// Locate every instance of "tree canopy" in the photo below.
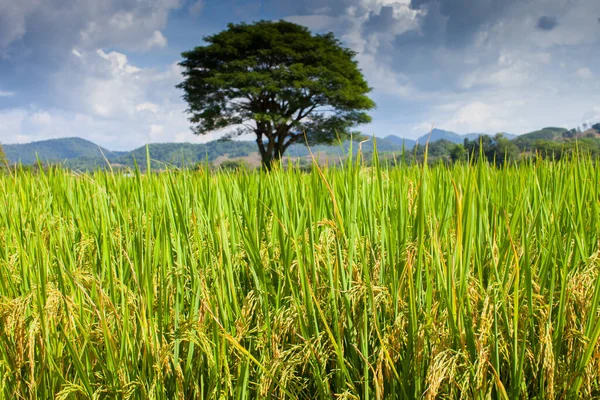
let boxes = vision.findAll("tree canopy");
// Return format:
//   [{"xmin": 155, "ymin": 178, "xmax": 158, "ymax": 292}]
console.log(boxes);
[
  {"xmin": 177, "ymin": 20, "xmax": 375, "ymax": 169},
  {"xmin": 462, "ymin": 134, "xmax": 519, "ymax": 165}
]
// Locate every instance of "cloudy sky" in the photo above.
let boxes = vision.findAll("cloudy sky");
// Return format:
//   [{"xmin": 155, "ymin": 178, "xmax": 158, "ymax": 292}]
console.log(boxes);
[{"xmin": 0, "ymin": 0, "xmax": 599, "ymax": 150}]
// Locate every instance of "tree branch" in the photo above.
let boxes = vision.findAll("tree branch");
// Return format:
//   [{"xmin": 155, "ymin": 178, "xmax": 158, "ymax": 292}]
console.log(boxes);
[{"xmin": 282, "ymin": 133, "xmax": 303, "ymax": 153}]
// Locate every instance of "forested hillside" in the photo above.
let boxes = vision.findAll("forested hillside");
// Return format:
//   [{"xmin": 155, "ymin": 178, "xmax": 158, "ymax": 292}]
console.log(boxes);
[{"xmin": 3, "ymin": 123, "xmax": 599, "ymax": 170}]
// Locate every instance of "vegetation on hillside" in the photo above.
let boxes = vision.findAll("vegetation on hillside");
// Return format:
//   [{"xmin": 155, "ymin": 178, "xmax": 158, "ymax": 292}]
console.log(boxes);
[
  {"xmin": 4, "ymin": 123, "xmax": 600, "ymax": 171},
  {"xmin": 0, "ymin": 144, "xmax": 6, "ymax": 166},
  {"xmin": 2, "ymin": 137, "xmax": 121, "ymax": 165}
]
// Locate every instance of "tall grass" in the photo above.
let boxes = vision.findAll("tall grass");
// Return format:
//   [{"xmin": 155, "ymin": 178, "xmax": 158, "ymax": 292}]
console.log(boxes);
[{"xmin": 0, "ymin": 153, "xmax": 599, "ymax": 399}]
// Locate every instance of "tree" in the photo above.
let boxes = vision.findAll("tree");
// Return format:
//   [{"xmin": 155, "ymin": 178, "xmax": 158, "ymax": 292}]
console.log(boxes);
[
  {"xmin": 218, "ymin": 159, "xmax": 250, "ymax": 171},
  {"xmin": 464, "ymin": 135, "xmax": 493, "ymax": 161},
  {"xmin": 492, "ymin": 133, "xmax": 519, "ymax": 165},
  {"xmin": 592, "ymin": 123, "xmax": 600, "ymax": 132},
  {"xmin": 177, "ymin": 20, "xmax": 375, "ymax": 169},
  {"xmin": 449, "ymin": 144, "xmax": 467, "ymax": 162},
  {"xmin": 0, "ymin": 144, "xmax": 7, "ymax": 167},
  {"xmin": 563, "ymin": 129, "xmax": 574, "ymax": 139}
]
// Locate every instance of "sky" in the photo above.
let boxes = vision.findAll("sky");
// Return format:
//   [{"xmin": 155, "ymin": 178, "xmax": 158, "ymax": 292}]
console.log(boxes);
[{"xmin": 0, "ymin": 0, "xmax": 599, "ymax": 150}]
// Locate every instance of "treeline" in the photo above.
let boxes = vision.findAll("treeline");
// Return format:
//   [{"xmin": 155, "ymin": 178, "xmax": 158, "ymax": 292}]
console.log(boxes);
[
  {"xmin": 371, "ymin": 126, "xmax": 600, "ymax": 166},
  {"xmin": 3, "ymin": 123, "xmax": 600, "ymax": 171}
]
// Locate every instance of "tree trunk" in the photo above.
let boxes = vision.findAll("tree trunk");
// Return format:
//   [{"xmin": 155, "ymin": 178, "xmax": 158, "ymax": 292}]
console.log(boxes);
[
  {"xmin": 260, "ymin": 147, "xmax": 283, "ymax": 171},
  {"xmin": 256, "ymin": 127, "xmax": 287, "ymax": 171},
  {"xmin": 258, "ymin": 134, "xmax": 304, "ymax": 170},
  {"xmin": 261, "ymin": 153, "xmax": 274, "ymax": 170},
  {"xmin": 255, "ymin": 125, "xmax": 303, "ymax": 171}
]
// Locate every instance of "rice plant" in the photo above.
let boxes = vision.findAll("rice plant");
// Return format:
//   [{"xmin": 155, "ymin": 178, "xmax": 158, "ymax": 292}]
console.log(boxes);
[{"xmin": 0, "ymin": 152, "xmax": 599, "ymax": 399}]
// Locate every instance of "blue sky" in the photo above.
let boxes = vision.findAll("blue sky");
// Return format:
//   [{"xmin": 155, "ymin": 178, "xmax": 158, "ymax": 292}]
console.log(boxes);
[{"xmin": 1, "ymin": 0, "xmax": 599, "ymax": 150}]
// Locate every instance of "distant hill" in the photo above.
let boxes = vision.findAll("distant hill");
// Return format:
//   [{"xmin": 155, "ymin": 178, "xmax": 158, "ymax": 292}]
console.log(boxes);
[
  {"xmin": 3, "ymin": 138, "xmax": 263, "ymax": 169},
  {"xmin": 416, "ymin": 129, "xmax": 465, "ymax": 144},
  {"xmin": 514, "ymin": 127, "xmax": 600, "ymax": 150},
  {"xmin": 381, "ymin": 129, "xmax": 516, "ymax": 148},
  {"xmin": 382, "ymin": 136, "xmax": 417, "ymax": 148},
  {"xmin": 3, "ymin": 136, "xmax": 412, "ymax": 170},
  {"xmin": 516, "ymin": 127, "xmax": 567, "ymax": 140},
  {"xmin": 4, "ymin": 137, "xmax": 124, "ymax": 165},
  {"xmin": 117, "ymin": 141, "xmax": 257, "ymax": 168},
  {"xmin": 10, "ymin": 127, "xmax": 581, "ymax": 170},
  {"xmin": 414, "ymin": 129, "xmax": 516, "ymax": 144}
]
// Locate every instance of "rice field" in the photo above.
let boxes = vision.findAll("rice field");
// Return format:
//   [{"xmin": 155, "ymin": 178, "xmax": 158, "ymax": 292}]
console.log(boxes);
[{"xmin": 1, "ymin": 153, "xmax": 600, "ymax": 399}]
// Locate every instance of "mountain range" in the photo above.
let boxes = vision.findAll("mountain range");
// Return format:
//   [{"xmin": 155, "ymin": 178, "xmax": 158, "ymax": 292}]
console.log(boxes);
[
  {"xmin": 4, "ymin": 127, "xmax": 595, "ymax": 170},
  {"xmin": 383, "ymin": 129, "xmax": 517, "ymax": 148}
]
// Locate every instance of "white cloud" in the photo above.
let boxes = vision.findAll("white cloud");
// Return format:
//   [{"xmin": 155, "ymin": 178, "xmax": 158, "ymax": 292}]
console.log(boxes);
[
  {"xmin": 534, "ymin": 52, "xmax": 552, "ymax": 64},
  {"xmin": 411, "ymin": 121, "xmax": 435, "ymax": 135},
  {"xmin": 0, "ymin": 0, "xmax": 180, "ymax": 54},
  {"xmin": 582, "ymin": 106, "xmax": 600, "ymax": 125},
  {"xmin": 189, "ymin": 0, "xmax": 205, "ymax": 16},
  {"xmin": 415, "ymin": 87, "xmax": 598, "ymax": 136},
  {"xmin": 316, "ymin": 0, "xmax": 600, "ymax": 138},
  {"xmin": 76, "ymin": 1, "xmax": 178, "ymax": 51},
  {"xmin": 576, "ymin": 67, "xmax": 593, "ymax": 80},
  {"xmin": 0, "ymin": 109, "xmax": 27, "ymax": 142},
  {"xmin": 458, "ymin": 52, "xmax": 543, "ymax": 90},
  {"xmin": 0, "ymin": 48, "xmax": 225, "ymax": 150},
  {"xmin": 355, "ymin": 51, "xmax": 415, "ymax": 97},
  {"xmin": 145, "ymin": 30, "xmax": 168, "ymax": 50},
  {"xmin": 96, "ymin": 49, "xmax": 141, "ymax": 74},
  {"xmin": 0, "ymin": 105, "xmax": 221, "ymax": 150},
  {"xmin": 30, "ymin": 111, "xmax": 53, "ymax": 126},
  {"xmin": 136, "ymin": 102, "xmax": 160, "ymax": 113},
  {"xmin": 0, "ymin": 90, "xmax": 15, "ymax": 97},
  {"xmin": 0, "ymin": 0, "xmax": 39, "ymax": 49},
  {"xmin": 108, "ymin": 12, "xmax": 135, "ymax": 31},
  {"xmin": 149, "ymin": 124, "xmax": 166, "ymax": 141},
  {"xmin": 445, "ymin": 102, "xmax": 508, "ymax": 133}
]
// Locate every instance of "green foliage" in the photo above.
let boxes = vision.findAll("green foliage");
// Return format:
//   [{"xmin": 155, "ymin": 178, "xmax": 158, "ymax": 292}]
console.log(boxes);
[
  {"xmin": 531, "ymin": 137, "xmax": 600, "ymax": 160},
  {"xmin": 0, "ymin": 144, "xmax": 6, "ymax": 166},
  {"xmin": 218, "ymin": 158, "xmax": 249, "ymax": 171},
  {"xmin": 449, "ymin": 143, "xmax": 467, "ymax": 162},
  {"xmin": 118, "ymin": 141, "xmax": 257, "ymax": 170},
  {"xmin": 421, "ymin": 139, "xmax": 456, "ymax": 160},
  {"xmin": 563, "ymin": 128, "xmax": 577, "ymax": 139},
  {"xmin": 178, "ymin": 20, "xmax": 375, "ymax": 168},
  {"xmin": 463, "ymin": 135, "xmax": 493, "ymax": 161},
  {"xmin": 492, "ymin": 133, "xmax": 519, "ymax": 164},
  {"xmin": 462, "ymin": 134, "xmax": 519, "ymax": 165},
  {"xmin": 513, "ymin": 127, "xmax": 568, "ymax": 150}
]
